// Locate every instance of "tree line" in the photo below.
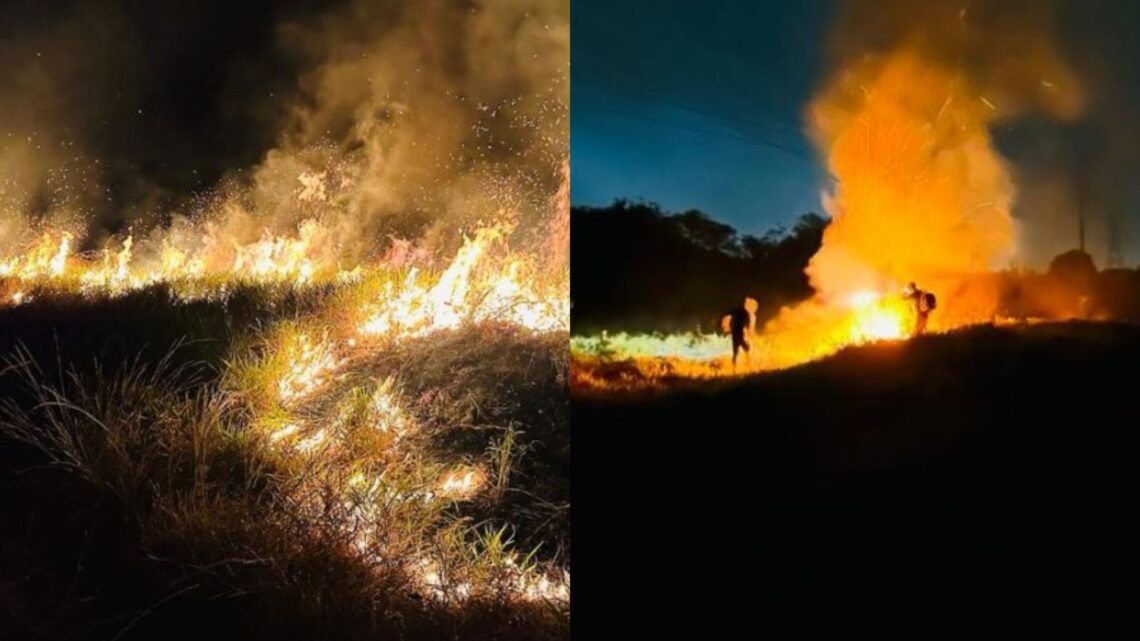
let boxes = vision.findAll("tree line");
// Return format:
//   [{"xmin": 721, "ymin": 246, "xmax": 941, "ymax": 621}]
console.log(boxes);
[{"xmin": 571, "ymin": 200, "xmax": 827, "ymax": 334}]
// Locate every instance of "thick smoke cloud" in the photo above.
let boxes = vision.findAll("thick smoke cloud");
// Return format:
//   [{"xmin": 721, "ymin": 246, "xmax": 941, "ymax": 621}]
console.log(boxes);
[
  {"xmin": 240, "ymin": 0, "xmax": 570, "ymax": 263},
  {"xmin": 0, "ymin": 0, "xmax": 569, "ymax": 264},
  {"xmin": 824, "ymin": 0, "xmax": 1140, "ymax": 268}
]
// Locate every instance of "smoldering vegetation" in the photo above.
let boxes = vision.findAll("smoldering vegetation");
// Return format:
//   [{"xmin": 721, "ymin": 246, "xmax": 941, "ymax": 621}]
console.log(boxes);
[{"xmin": 0, "ymin": 286, "xmax": 569, "ymax": 641}]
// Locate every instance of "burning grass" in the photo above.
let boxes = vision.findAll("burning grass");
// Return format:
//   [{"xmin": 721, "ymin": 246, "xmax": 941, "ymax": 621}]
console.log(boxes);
[
  {"xmin": 571, "ymin": 286, "xmax": 930, "ymax": 391},
  {"xmin": 0, "ymin": 229, "xmax": 569, "ymax": 640}
]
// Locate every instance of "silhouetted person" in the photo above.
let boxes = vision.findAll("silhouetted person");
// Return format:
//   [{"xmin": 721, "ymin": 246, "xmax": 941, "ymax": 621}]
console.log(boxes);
[
  {"xmin": 903, "ymin": 282, "xmax": 936, "ymax": 336},
  {"xmin": 721, "ymin": 296, "xmax": 758, "ymax": 369}
]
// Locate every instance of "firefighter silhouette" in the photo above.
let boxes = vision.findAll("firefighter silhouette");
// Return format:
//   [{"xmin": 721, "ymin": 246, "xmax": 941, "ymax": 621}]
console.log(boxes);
[
  {"xmin": 903, "ymin": 282, "xmax": 936, "ymax": 336},
  {"xmin": 721, "ymin": 296, "xmax": 759, "ymax": 369}
]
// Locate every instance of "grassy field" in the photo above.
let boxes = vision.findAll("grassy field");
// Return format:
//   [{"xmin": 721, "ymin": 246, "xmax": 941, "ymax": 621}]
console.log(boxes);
[
  {"xmin": 0, "ymin": 285, "xmax": 569, "ymax": 640},
  {"xmin": 573, "ymin": 321, "xmax": 1139, "ymax": 621}
]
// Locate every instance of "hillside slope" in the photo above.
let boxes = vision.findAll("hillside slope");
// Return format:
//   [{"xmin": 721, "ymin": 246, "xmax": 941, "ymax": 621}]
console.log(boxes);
[{"xmin": 575, "ymin": 321, "xmax": 1140, "ymax": 622}]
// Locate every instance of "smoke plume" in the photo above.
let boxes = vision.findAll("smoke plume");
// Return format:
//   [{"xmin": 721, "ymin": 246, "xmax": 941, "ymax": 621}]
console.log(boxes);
[{"xmin": 0, "ymin": 0, "xmax": 569, "ymax": 269}]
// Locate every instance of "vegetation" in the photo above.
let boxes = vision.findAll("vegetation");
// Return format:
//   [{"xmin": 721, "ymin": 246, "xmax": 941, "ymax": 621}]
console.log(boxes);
[{"xmin": 0, "ymin": 283, "xmax": 569, "ymax": 641}]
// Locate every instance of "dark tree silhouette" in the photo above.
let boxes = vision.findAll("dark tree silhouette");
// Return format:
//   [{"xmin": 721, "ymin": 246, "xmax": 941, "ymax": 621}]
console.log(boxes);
[{"xmin": 570, "ymin": 200, "xmax": 827, "ymax": 333}]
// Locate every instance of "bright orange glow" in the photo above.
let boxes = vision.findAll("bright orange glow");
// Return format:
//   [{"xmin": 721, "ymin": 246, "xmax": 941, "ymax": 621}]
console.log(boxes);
[
  {"xmin": 358, "ymin": 224, "xmax": 567, "ymax": 339},
  {"xmin": 847, "ymin": 290, "xmax": 907, "ymax": 342},
  {"xmin": 436, "ymin": 465, "xmax": 487, "ymax": 500}
]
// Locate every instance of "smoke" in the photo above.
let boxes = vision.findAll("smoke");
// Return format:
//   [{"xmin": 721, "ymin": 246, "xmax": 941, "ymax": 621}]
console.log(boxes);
[
  {"xmin": 826, "ymin": 0, "xmax": 1083, "ymax": 120},
  {"xmin": 754, "ymin": 0, "xmax": 1097, "ymax": 356},
  {"xmin": 0, "ymin": 1, "xmax": 134, "ymax": 249},
  {"xmin": 800, "ymin": 0, "xmax": 1090, "ymax": 312},
  {"xmin": 213, "ymin": 0, "xmax": 569, "ymax": 265},
  {"xmin": 820, "ymin": 0, "xmax": 1140, "ymax": 269},
  {"xmin": 1012, "ymin": 0, "xmax": 1140, "ymax": 268},
  {"xmin": 1, "ymin": 0, "xmax": 569, "ymax": 267},
  {"xmin": 0, "ymin": 0, "xmax": 316, "ymax": 249}
]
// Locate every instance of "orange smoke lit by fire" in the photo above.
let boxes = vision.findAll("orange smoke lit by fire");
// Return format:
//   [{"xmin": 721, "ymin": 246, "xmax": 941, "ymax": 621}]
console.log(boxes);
[{"xmin": 758, "ymin": 51, "xmax": 1022, "ymax": 366}]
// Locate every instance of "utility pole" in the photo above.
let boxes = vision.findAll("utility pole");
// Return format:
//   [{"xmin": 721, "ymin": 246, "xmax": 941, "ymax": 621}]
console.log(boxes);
[
  {"xmin": 1075, "ymin": 169, "xmax": 1086, "ymax": 254},
  {"xmin": 1107, "ymin": 214, "xmax": 1123, "ymax": 268}
]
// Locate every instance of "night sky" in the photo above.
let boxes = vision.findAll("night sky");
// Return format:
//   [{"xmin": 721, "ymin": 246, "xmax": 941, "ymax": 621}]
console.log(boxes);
[
  {"xmin": 0, "ymin": 0, "xmax": 340, "ymax": 228},
  {"xmin": 572, "ymin": 0, "xmax": 1140, "ymax": 266},
  {"xmin": 571, "ymin": 0, "xmax": 835, "ymax": 236}
]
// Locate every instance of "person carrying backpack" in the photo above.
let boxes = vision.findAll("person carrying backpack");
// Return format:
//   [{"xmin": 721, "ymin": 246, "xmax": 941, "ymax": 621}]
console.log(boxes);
[{"xmin": 903, "ymin": 282, "xmax": 936, "ymax": 336}]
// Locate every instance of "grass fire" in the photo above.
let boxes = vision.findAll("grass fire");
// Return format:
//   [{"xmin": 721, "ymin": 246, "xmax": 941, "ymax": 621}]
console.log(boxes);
[{"xmin": 0, "ymin": 1, "xmax": 568, "ymax": 639}]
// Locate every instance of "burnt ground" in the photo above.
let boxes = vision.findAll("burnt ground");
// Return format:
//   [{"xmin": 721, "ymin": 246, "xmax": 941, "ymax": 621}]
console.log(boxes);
[{"xmin": 573, "ymin": 321, "xmax": 1140, "ymax": 628}]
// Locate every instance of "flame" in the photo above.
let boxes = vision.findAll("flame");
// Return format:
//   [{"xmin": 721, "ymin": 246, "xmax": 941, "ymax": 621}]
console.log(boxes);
[
  {"xmin": 846, "ymin": 290, "xmax": 908, "ymax": 342},
  {"xmin": 294, "ymin": 428, "xmax": 329, "ymax": 453},
  {"xmin": 231, "ymin": 219, "xmax": 321, "ymax": 285},
  {"xmin": 1, "ymin": 218, "xmax": 568, "ymax": 344},
  {"xmin": 370, "ymin": 377, "xmax": 409, "ymax": 435},
  {"xmin": 0, "ymin": 231, "xmax": 74, "ymax": 280},
  {"xmin": 406, "ymin": 554, "xmax": 569, "ymax": 605},
  {"xmin": 277, "ymin": 331, "xmax": 342, "ymax": 404},
  {"xmin": 269, "ymin": 422, "xmax": 301, "ymax": 443},
  {"xmin": 359, "ymin": 224, "xmax": 567, "ymax": 339},
  {"xmin": 754, "ymin": 51, "xmax": 1015, "ymax": 364},
  {"xmin": 79, "ymin": 235, "xmax": 139, "ymax": 293}
]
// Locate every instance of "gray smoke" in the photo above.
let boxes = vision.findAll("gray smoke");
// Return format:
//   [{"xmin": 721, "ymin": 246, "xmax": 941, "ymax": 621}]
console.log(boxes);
[
  {"xmin": 0, "ymin": 0, "xmax": 569, "ymax": 264},
  {"xmin": 236, "ymin": 0, "xmax": 570, "ymax": 263}
]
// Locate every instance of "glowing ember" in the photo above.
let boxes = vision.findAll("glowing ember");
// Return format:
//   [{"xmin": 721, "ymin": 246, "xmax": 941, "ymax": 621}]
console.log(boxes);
[
  {"xmin": 436, "ymin": 466, "xmax": 486, "ymax": 500},
  {"xmin": 370, "ymin": 377, "xmax": 409, "ymax": 434},
  {"xmin": 269, "ymin": 423, "xmax": 301, "ymax": 443}
]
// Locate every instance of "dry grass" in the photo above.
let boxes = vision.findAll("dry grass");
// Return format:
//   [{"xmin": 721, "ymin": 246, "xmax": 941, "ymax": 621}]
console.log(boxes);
[{"xmin": 0, "ymin": 285, "xmax": 569, "ymax": 640}]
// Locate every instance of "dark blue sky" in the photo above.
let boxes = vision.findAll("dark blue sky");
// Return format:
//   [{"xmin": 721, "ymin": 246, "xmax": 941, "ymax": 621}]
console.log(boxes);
[
  {"xmin": 571, "ymin": 0, "xmax": 1140, "ymax": 266},
  {"xmin": 571, "ymin": 0, "xmax": 836, "ymax": 236}
]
